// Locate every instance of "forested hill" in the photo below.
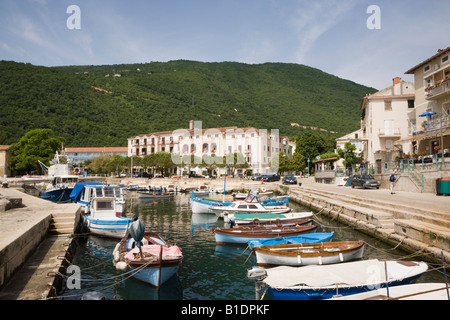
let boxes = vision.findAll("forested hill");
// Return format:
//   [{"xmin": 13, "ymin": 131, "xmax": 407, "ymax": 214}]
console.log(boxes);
[{"xmin": 0, "ymin": 60, "xmax": 377, "ymax": 147}]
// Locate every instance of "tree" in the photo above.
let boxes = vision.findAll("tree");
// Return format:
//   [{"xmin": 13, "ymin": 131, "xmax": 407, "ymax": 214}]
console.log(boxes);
[
  {"xmin": 8, "ymin": 129, "xmax": 65, "ymax": 175},
  {"xmin": 289, "ymin": 152, "xmax": 306, "ymax": 173},
  {"xmin": 222, "ymin": 153, "xmax": 248, "ymax": 177},
  {"xmin": 337, "ymin": 142, "xmax": 361, "ymax": 171},
  {"xmin": 294, "ymin": 132, "xmax": 331, "ymax": 161}
]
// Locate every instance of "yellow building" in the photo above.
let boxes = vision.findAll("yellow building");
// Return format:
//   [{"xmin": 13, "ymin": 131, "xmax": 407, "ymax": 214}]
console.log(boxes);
[{"xmin": 405, "ymin": 47, "xmax": 450, "ymax": 157}]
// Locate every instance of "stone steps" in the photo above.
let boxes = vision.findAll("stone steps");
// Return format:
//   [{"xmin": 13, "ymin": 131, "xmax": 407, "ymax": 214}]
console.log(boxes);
[
  {"xmin": 289, "ymin": 185, "xmax": 450, "ymax": 253},
  {"xmin": 291, "ymin": 188, "xmax": 395, "ymax": 229},
  {"xmin": 297, "ymin": 186, "xmax": 450, "ymax": 228},
  {"xmin": 47, "ymin": 207, "xmax": 80, "ymax": 236}
]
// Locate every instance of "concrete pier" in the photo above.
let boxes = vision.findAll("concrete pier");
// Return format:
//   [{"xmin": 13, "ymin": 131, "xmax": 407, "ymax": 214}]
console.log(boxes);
[{"xmin": 0, "ymin": 187, "xmax": 81, "ymax": 300}]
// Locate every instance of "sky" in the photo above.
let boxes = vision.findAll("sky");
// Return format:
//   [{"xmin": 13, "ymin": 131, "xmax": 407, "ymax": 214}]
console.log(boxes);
[{"xmin": 1, "ymin": 0, "xmax": 449, "ymax": 90}]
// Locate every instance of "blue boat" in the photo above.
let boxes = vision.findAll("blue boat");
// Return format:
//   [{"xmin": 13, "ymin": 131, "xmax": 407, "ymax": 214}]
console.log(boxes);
[
  {"xmin": 247, "ymin": 259, "xmax": 428, "ymax": 300},
  {"xmin": 247, "ymin": 232, "xmax": 335, "ymax": 249},
  {"xmin": 38, "ymin": 149, "xmax": 80, "ymax": 203},
  {"xmin": 213, "ymin": 225, "xmax": 317, "ymax": 246}
]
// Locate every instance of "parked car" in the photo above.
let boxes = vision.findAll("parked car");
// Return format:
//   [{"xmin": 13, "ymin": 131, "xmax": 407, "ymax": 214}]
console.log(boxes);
[
  {"xmin": 262, "ymin": 174, "xmax": 280, "ymax": 182},
  {"xmin": 251, "ymin": 173, "xmax": 263, "ymax": 181},
  {"xmin": 282, "ymin": 175, "xmax": 297, "ymax": 185},
  {"xmin": 350, "ymin": 174, "xmax": 380, "ymax": 189}
]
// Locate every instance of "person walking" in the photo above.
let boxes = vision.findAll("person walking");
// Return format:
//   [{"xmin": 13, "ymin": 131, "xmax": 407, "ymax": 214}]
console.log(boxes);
[{"xmin": 389, "ymin": 172, "xmax": 397, "ymax": 194}]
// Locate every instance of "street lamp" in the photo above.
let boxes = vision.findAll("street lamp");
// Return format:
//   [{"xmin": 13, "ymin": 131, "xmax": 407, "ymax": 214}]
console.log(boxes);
[{"xmin": 307, "ymin": 158, "xmax": 310, "ymax": 177}]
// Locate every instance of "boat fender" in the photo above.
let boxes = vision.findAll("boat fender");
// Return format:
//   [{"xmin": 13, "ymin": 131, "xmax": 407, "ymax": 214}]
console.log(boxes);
[
  {"xmin": 113, "ymin": 243, "xmax": 121, "ymax": 262},
  {"xmin": 297, "ymin": 253, "xmax": 302, "ymax": 264},
  {"xmin": 115, "ymin": 261, "xmax": 127, "ymax": 271},
  {"xmin": 126, "ymin": 238, "xmax": 136, "ymax": 250}
]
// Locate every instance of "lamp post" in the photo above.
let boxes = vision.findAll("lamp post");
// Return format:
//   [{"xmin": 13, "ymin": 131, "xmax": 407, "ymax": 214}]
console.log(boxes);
[
  {"xmin": 440, "ymin": 113, "xmax": 444, "ymax": 171},
  {"xmin": 307, "ymin": 158, "xmax": 310, "ymax": 177}
]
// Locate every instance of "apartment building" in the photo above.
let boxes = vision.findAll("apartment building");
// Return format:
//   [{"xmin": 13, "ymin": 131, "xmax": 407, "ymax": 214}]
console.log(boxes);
[
  {"xmin": 360, "ymin": 77, "xmax": 415, "ymax": 170},
  {"xmin": 127, "ymin": 120, "xmax": 288, "ymax": 174},
  {"xmin": 405, "ymin": 47, "xmax": 450, "ymax": 156}
]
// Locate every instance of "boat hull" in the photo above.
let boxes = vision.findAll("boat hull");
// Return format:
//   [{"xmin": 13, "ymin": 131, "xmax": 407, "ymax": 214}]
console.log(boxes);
[
  {"xmin": 225, "ymin": 211, "xmax": 313, "ymax": 224},
  {"xmin": 254, "ymin": 241, "xmax": 365, "ymax": 266},
  {"xmin": 248, "ymin": 232, "xmax": 335, "ymax": 248},
  {"xmin": 191, "ymin": 198, "xmax": 231, "ymax": 214},
  {"xmin": 213, "ymin": 225, "xmax": 317, "ymax": 246},
  {"xmin": 116, "ymin": 231, "xmax": 183, "ymax": 289},
  {"xmin": 260, "ymin": 260, "xmax": 428, "ymax": 300},
  {"xmin": 85, "ymin": 216, "xmax": 132, "ymax": 238},
  {"xmin": 211, "ymin": 206, "xmax": 291, "ymax": 218},
  {"xmin": 40, "ymin": 188, "xmax": 73, "ymax": 203},
  {"xmin": 127, "ymin": 264, "xmax": 181, "ymax": 288},
  {"xmin": 268, "ymin": 275, "xmax": 425, "ymax": 300}
]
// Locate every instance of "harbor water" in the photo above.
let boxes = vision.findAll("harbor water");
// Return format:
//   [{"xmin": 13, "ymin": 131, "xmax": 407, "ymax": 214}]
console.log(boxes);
[{"xmin": 57, "ymin": 192, "xmax": 446, "ymax": 300}]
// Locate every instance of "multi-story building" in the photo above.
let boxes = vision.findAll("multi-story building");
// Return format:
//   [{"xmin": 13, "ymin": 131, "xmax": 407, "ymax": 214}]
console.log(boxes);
[
  {"xmin": 405, "ymin": 47, "xmax": 450, "ymax": 157},
  {"xmin": 128, "ymin": 120, "xmax": 287, "ymax": 175},
  {"xmin": 360, "ymin": 77, "xmax": 415, "ymax": 172}
]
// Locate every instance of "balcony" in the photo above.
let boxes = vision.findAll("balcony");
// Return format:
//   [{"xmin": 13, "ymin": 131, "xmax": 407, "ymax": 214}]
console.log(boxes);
[
  {"xmin": 421, "ymin": 115, "xmax": 450, "ymax": 133},
  {"xmin": 425, "ymin": 80, "xmax": 450, "ymax": 99},
  {"xmin": 378, "ymin": 128, "xmax": 401, "ymax": 138}
]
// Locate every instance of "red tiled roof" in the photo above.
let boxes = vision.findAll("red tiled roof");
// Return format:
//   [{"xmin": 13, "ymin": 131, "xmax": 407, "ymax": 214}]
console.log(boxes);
[{"xmin": 0, "ymin": 145, "xmax": 10, "ymax": 151}]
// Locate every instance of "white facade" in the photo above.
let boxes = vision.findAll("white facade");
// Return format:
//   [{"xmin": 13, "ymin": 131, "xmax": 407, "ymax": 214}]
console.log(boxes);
[
  {"xmin": 360, "ymin": 78, "xmax": 415, "ymax": 166},
  {"xmin": 128, "ymin": 121, "xmax": 287, "ymax": 174}
]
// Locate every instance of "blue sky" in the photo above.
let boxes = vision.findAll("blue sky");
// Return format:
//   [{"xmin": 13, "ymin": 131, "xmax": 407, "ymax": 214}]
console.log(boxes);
[{"xmin": 1, "ymin": 0, "xmax": 449, "ymax": 89}]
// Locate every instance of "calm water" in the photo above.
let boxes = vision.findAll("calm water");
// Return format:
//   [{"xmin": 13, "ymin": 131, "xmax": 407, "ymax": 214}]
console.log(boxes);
[{"xmin": 57, "ymin": 192, "xmax": 446, "ymax": 300}]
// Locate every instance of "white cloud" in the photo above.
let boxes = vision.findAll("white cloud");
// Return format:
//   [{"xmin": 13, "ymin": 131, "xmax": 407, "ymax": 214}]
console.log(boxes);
[{"xmin": 290, "ymin": 0, "xmax": 358, "ymax": 64}]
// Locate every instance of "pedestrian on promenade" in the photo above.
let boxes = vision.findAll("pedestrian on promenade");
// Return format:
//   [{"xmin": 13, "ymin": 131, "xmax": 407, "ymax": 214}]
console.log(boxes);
[{"xmin": 389, "ymin": 172, "xmax": 397, "ymax": 194}]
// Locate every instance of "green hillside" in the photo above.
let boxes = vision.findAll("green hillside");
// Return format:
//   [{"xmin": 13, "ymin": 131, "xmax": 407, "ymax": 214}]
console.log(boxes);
[{"xmin": 0, "ymin": 60, "xmax": 376, "ymax": 147}]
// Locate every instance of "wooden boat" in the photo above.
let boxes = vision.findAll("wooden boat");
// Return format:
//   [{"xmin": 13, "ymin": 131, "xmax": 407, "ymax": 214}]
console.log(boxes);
[
  {"xmin": 247, "ymin": 259, "xmax": 428, "ymax": 300},
  {"xmin": 83, "ymin": 196, "xmax": 132, "ymax": 238},
  {"xmin": 247, "ymin": 232, "xmax": 335, "ymax": 249},
  {"xmin": 253, "ymin": 240, "xmax": 365, "ymax": 266},
  {"xmin": 137, "ymin": 191, "xmax": 175, "ymax": 199},
  {"xmin": 212, "ymin": 225, "xmax": 317, "ymax": 246},
  {"xmin": 113, "ymin": 231, "xmax": 183, "ymax": 288},
  {"xmin": 231, "ymin": 218, "xmax": 313, "ymax": 229},
  {"xmin": 330, "ymin": 283, "xmax": 450, "ymax": 300},
  {"xmin": 224, "ymin": 211, "xmax": 313, "ymax": 224}
]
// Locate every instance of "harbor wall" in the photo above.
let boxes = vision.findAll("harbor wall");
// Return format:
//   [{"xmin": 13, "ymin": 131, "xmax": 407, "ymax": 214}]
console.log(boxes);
[{"xmin": 0, "ymin": 187, "xmax": 81, "ymax": 299}]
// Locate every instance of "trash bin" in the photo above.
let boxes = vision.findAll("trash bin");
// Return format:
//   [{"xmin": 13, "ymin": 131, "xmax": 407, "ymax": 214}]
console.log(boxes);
[{"xmin": 436, "ymin": 177, "xmax": 450, "ymax": 195}]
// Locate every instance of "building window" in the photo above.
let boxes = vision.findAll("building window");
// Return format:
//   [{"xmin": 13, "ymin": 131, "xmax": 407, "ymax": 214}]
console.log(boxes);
[
  {"xmin": 408, "ymin": 100, "xmax": 415, "ymax": 108},
  {"xmin": 442, "ymin": 55, "xmax": 449, "ymax": 63},
  {"xmin": 424, "ymin": 65, "xmax": 430, "ymax": 73},
  {"xmin": 384, "ymin": 100, "xmax": 392, "ymax": 111}
]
